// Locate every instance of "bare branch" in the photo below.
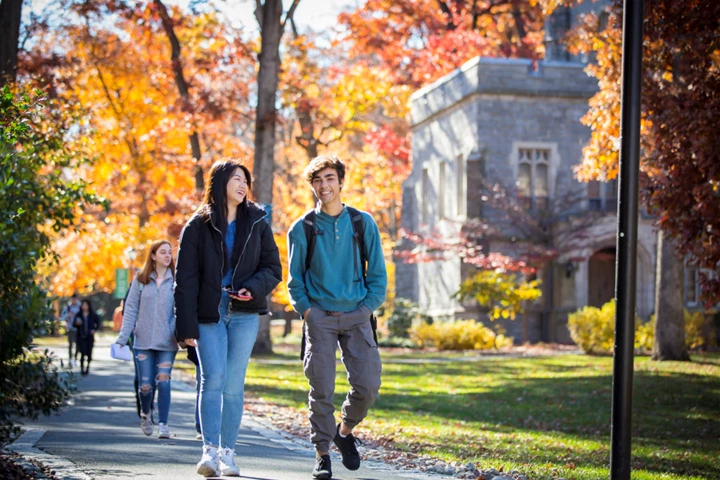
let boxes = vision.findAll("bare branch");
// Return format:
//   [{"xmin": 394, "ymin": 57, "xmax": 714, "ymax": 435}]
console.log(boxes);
[
  {"xmin": 281, "ymin": 0, "xmax": 301, "ymax": 34},
  {"xmin": 435, "ymin": 0, "xmax": 456, "ymax": 30}
]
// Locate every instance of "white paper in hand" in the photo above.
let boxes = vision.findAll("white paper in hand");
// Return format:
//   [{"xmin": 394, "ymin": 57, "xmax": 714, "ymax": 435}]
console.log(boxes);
[{"xmin": 110, "ymin": 343, "xmax": 132, "ymax": 361}]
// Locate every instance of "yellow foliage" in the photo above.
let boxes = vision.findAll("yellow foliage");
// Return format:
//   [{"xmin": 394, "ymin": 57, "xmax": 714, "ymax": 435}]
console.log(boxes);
[
  {"xmin": 567, "ymin": 300, "xmax": 617, "ymax": 354},
  {"xmin": 410, "ymin": 320, "xmax": 513, "ymax": 351},
  {"xmin": 684, "ymin": 310, "xmax": 711, "ymax": 350},
  {"xmin": 570, "ymin": 300, "xmax": 717, "ymax": 354}
]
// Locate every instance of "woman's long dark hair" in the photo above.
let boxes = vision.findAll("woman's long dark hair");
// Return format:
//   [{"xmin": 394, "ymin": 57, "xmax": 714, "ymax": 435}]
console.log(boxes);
[
  {"xmin": 80, "ymin": 299, "xmax": 95, "ymax": 315},
  {"xmin": 199, "ymin": 160, "xmax": 256, "ymax": 272},
  {"xmin": 199, "ymin": 159, "xmax": 253, "ymax": 234}
]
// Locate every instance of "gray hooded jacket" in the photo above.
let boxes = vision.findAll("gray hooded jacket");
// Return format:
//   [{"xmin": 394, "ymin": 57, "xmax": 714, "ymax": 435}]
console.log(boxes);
[{"xmin": 116, "ymin": 270, "xmax": 178, "ymax": 351}]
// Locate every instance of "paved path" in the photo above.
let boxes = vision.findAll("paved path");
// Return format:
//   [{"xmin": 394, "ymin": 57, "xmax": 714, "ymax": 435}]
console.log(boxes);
[{"xmin": 8, "ymin": 337, "xmax": 442, "ymax": 480}]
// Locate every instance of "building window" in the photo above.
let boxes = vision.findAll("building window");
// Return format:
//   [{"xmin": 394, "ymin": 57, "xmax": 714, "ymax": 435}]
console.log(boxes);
[
  {"xmin": 439, "ymin": 162, "xmax": 446, "ymax": 219},
  {"xmin": 422, "ymin": 167, "xmax": 430, "ymax": 225},
  {"xmin": 517, "ymin": 147, "xmax": 550, "ymax": 210},
  {"xmin": 456, "ymin": 155, "xmax": 466, "ymax": 218},
  {"xmin": 588, "ymin": 178, "xmax": 618, "ymax": 212}
]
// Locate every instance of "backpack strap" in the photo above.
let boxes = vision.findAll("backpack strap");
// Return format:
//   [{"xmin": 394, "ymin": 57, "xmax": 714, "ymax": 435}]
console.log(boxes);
[
  {"xmin": 346, "ymin": 207, "xmax": 367, "ymax": 285},
  {"xmin": 302, "ymin": 207, "xmax": 367, "ymax": 283},
  {"xmin": 302, "ymin": 210, "xmax": 317, "ymax": 273}
]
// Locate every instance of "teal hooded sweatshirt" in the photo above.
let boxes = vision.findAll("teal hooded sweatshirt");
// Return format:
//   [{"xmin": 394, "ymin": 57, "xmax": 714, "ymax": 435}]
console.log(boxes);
[{"xmin": 287, "ymin": 204, "xmax": 387, "ymax": 316}]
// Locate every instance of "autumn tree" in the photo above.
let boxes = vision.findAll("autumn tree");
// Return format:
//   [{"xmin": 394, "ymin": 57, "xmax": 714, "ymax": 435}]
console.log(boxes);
[
  {"xmin": 564, "ymin": 0, "xmax": 719, "ymax": 360},
  {"xmin": 153, "ymin": 0, "xmax": 205, "ymax": 192},
  {"xmin": 338, "ymin": 0, "xmax": 546, "ymax": 89},
  {"xmin": 22, "ymin": 1, "xmax": 255, "ymax": 295}
]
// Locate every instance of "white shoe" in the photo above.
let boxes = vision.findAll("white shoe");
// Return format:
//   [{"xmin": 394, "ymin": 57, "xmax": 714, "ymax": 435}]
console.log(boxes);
[
  {"xmin": 218, "ymin": 447, "xmax": 240, "ymax": 476},
  {"xmin": 196, "ymin": 445, "xmax": 219, "ymax": 477},
  {"xmin": 196, "ymin": 432, "xmax": 203, "ymax": 440},
  {"xmin": 140, "ymin": 414, "xmax": 153, "ymax": 436},
  {"xmin": 157, "ymin": 423, "xmax": 170, "ymax": 439}
]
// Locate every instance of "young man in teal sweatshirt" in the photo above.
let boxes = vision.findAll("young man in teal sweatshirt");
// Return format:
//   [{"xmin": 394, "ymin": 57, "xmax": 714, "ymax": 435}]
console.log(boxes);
[{"xmin": 287, "ymin": 155, "xmax": 387, "ymax": 480}]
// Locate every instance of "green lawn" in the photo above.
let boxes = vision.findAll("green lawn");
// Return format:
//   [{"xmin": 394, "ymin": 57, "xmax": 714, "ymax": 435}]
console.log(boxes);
[{"xmin": 245, "ymin": 350, "xmax": 720, "ymax": 480}]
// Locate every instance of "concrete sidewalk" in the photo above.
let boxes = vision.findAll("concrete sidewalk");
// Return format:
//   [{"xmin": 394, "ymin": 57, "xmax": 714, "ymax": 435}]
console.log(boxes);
[{"xmin": 8, "ymin": 337, "xmax": 443, "ymax": 480}]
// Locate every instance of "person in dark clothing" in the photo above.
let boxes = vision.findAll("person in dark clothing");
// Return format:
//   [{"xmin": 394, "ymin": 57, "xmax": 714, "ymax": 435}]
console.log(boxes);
[
  {"xmin": 73, "ymin": 299, "xmax": 101, "ymax": 375},
  {"xmin": 175, "ymin": 159, "xmax": 282, "ymax": 477}
]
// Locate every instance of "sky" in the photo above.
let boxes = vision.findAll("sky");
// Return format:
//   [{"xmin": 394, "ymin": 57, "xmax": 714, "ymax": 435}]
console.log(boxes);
[
  {"xmin": 28, "ymin": 0, "xmax": 361, "ymax": 37},
  {"xmin": 210, "ymin": 0, "xmax": 360, "ymax": 35}
]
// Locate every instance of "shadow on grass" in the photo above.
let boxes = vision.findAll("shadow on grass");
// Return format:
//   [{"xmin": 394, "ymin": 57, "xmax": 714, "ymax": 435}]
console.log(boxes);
[{"xmin": 247, "ymin": 363, "xmax": 720, "ymax": 479}]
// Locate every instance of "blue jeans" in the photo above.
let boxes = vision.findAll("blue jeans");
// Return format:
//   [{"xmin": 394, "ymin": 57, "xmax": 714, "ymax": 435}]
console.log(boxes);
[
  {"xmin": 134, "ymin": 349, "xmax": 177, "ymax": 424},
  {"xmin": 197, "ymin": 291, "xmax": 259, "ymax": 450}
]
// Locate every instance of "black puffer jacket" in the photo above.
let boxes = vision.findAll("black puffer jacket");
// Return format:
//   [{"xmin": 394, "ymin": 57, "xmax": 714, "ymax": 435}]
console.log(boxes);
[{"xmin": 174, "ymin": 202, "xmax": 282, "ymax": 340}]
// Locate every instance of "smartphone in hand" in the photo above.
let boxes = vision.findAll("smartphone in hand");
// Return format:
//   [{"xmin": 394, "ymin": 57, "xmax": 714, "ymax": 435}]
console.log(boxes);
[{"xmin": 224, "ymin": 287, "xmax": 252, "ymax": 301}]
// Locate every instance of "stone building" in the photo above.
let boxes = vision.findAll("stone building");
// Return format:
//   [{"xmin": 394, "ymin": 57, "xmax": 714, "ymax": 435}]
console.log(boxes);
[{"xmin": 395, "ymin": 5, "xmax": 661, "ymax": 343}]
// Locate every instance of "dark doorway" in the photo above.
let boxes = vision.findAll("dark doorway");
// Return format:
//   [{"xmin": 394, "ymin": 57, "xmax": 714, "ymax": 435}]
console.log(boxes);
[{"xmin": 588, "ymin": 247, "xmax": 616, "ymax": 308}]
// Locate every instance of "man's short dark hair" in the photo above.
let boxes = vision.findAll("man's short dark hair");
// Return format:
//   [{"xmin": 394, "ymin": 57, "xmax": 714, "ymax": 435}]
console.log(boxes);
[
  {"xmin": 303, "ymin": 155, "xmax": 346, "ymax": 185},
  {"xmin": 71, "ymin": 292, "xmax": 79, "ymax": 299}
]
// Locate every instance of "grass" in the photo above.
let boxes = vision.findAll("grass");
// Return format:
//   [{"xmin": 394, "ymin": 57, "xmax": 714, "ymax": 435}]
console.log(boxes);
[{"xmin": 245, "ymin": 349, "xmax": 720, "ymax": 480}]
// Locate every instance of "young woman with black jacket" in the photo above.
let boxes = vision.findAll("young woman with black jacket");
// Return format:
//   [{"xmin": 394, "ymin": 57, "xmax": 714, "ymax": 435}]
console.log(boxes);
[{"xmin": 175, "ymin": 159, "xmax": 281, "ymax": 478}]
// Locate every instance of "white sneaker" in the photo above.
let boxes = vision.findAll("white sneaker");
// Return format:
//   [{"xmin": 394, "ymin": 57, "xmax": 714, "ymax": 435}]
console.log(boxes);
[
  {"xmin": 196, "ymin": 445, "xmax": 219, "ymax": 477},
  {"xmin": 140, "ymin": 414, "xmax": 153, "ymax": 436},
  {"xmin": 157, "ymin": 423, "xmax": 170, "ymax": 439},
  {"xmin": 196, "ymin": 432, "xmax": 203, "ymax": 440},
  {"xmin": 218, "ymin": 447, "xmax": 240, "ymax": 476}
]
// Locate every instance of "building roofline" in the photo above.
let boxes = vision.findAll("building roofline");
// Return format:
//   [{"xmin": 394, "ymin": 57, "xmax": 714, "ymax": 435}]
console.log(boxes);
[{"xmin": 409, "ymin": 56, "xmax": 598, "ymax": 126}]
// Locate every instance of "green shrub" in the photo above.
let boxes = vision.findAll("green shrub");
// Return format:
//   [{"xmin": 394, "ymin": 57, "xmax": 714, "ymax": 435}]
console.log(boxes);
[
  {"xmin": 0, "ymin": 87, "xmax": 99, "ymax": 444},
  {"xmin": 409, "ymin": 319, "xmax": 513, "ymax": 351},
  {"xmin": 0, "ymin": 351, "xmax": 74, "ymax": 443},
  {"xmin": 387, "ymin": 298, "xmax": 432, "ymax": 338}
]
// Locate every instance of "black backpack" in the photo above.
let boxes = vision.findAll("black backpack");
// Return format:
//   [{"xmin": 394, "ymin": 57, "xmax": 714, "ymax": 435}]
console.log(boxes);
[
  {"xmin": 301, "ymin": 206, "xmax": 368, "ymax": 284},
  {"xmin": 299, "ymin": 206, "xmax": 378, "ymax": 358}
]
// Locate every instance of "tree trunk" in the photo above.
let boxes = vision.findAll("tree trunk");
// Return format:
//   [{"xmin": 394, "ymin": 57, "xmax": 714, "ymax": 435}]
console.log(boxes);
[
  {"xmin": 0, "ymin": 0, "xmax": 23, "ymax": 87},
  {"xmin": 154, "ymin": 0, "xmax": 204, "ymax": 193},
  {"xmin": 652, "ymin": 230, "xmax": 690, "ymax": 361},
  {"xmin": 253, "ymin": 0, "xmax": 283, "ymax": 208},
  {"xmin": 251, "ymin": 0, "xmax": 288, "ymax": 355},
  {"xmin": 252, "ymin": 313, "xmax": 273, "ymax": 355}
]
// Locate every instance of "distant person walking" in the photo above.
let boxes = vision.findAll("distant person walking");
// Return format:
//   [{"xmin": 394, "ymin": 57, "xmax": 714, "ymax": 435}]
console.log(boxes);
[
  {"xmin": 116, "ymin": 240, "xmax": 178, "ymax": 439},
  {"xmin": 73, "ymin": 299, "xmax": 101, "ymax": 375},
  {"xmin": 287, "ymin": 155, "xmax": 387, "ymax": 479},
  {"xmin": 64, "ymin": 293, "xmax": 81, "ymax": 365},
  {"xmin": 175, "ymin": 159, "xmax": 282, "ymax": 477}
]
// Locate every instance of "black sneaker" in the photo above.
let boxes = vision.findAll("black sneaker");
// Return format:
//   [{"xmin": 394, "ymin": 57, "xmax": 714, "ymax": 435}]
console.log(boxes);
[
  {"xmin": 312, "ymin": 454, "xmax": 332, "ymax": 479},
  {"xmin": 332, "ymin": 424, "xmax": 362, "ymax": 471}
]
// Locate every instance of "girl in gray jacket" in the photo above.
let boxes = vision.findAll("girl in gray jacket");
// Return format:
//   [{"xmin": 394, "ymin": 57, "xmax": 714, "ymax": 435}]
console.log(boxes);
[{"xmin": 116, "ymin": 240, "xmax": 178, "ymax": 439}]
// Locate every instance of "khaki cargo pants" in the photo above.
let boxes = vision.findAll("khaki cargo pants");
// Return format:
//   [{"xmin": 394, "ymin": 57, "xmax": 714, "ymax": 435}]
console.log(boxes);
[{"xmin": 303, "ymin": 305, "xmax": 382, "ymax": 453}]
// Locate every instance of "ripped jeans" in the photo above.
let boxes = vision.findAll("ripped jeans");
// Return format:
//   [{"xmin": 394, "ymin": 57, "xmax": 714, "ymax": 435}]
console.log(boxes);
[{"xmin": 134, "ymin": 349, "xmax": 177, "ymax": 424}]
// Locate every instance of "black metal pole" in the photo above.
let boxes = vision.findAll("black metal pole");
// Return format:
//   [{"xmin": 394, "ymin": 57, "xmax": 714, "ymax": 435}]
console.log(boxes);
[{"xmin": 610, "ymin": 1, "xmax": 644, "ymax": 479}]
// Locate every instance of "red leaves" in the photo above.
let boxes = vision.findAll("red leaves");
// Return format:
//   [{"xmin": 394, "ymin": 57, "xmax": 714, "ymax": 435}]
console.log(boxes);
[
  {"xmin": 363, "ymin": 125, "xmax": 410, "ymax": 176},
  {"xmin": 568, "ymin": 0, "xmax": 720, "ymax": 303}
]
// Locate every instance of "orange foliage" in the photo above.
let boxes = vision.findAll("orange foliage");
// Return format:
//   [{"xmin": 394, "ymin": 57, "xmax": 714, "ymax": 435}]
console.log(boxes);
[{"xmin": 25, "ymin": 3, "xmax": 255, "ymax": 296}]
